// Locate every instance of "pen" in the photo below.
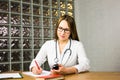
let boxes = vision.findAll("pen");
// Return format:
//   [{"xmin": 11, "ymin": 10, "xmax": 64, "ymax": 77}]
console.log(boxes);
[{"xmin": 35, "ymin": 60, "xmax": 40, "ymax": 70}]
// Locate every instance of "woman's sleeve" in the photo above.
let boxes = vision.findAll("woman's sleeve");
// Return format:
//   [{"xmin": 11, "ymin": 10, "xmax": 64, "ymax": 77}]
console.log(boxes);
[
  {"xmin": 73, "ymin": 42, "xmax": 90, "ymax": 73},
  {"xmin": 29, "ymin": 41, "xmax": 48, "ymax": 71}
]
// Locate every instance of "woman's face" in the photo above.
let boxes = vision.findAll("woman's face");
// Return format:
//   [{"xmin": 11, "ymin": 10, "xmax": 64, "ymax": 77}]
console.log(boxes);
[{"xmin": 57, "ymin": 20, "xmax": 71, "ymax": 41}]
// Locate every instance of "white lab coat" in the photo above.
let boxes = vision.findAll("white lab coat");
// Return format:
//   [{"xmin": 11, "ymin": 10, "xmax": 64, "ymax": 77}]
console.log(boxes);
[{"xmin": 29, "ymin": 39, "xmax": 90, "ymax": 73}]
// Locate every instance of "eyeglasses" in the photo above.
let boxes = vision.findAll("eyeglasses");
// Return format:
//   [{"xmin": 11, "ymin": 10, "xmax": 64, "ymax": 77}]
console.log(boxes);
[{"xmin": 57, "ymin": 27, "xmax": 70, "ymax": 33}]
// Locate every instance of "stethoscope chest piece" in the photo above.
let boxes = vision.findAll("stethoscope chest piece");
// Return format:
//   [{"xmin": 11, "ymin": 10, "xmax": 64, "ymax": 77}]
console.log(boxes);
[{"xmin": 54, "ymin": 58, "xmax": 59, "ymax": 63}]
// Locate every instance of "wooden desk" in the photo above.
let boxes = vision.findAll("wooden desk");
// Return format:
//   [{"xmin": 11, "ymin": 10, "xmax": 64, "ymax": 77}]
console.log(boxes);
[
  {"xmin": 65, "ymin": 72, "xmax": 120, "ymax": 80},
  {"xmin": 5, "ymin": 72, "xmax": 120, "ymax": 80}
]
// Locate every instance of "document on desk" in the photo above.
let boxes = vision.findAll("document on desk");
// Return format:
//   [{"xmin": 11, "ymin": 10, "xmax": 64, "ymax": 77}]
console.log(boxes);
[
  {"xmin": 23, "ymin": 70, "xmax": 51, "ymax": 77},
  {"xmin": 23, "ymin": 70, "xmax": 64, "ymax": 80},
  {"xmin": 0, "ymin": 73, "xmax": 23, "ymax": 79}
]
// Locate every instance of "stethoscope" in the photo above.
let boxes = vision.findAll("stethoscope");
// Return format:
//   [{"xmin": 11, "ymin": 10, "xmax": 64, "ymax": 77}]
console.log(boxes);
[{"xmin": 54, "ymin": 39, "xmax": 72, "ymax": 65}]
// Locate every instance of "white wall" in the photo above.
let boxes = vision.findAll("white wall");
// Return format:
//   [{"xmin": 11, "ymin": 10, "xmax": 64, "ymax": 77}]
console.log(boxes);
[{"xmin": 74, "ymin": 0, "xmax": 120, "ymax": 71}]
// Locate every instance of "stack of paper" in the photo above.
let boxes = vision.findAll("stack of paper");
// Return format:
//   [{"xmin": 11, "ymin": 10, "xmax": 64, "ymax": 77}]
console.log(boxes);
[{"xmin": 0, "ymin": 73, "xmax": 23, "ymax": 79}]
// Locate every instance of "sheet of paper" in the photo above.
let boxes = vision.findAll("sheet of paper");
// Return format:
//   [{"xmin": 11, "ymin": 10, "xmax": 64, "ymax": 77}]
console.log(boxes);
[
  {"xmin": 0, "ymin": 73, "xmax": 22, "ymax": 79},
  {"xmin": 23, "ymin": 70, "xmax": 51, "ymax": 77}
]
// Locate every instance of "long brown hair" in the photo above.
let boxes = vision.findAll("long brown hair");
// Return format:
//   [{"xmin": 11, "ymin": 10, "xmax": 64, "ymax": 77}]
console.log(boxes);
[{"xmin": 54, "ymin": 15, "xmax": 79, "ymax": 41}]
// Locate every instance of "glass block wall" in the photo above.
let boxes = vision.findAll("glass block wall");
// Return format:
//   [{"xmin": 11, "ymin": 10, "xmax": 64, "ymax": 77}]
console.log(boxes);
[{"xmin": 0, "ymin": 0, "xmax": 74, "ymax": 72}]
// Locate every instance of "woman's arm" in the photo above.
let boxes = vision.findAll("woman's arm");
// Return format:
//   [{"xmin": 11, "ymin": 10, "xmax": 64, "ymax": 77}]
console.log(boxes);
[
  {"xmin": 29, "ymin": 42, "xmax": 48, "ymax": 74},
  {"xmin": 74, "ymin": 42, "xmax": 90, "ymax": 73},
  {"xmin": 51, "ymin": 64, "xmax": 78, "ymax": 75}
]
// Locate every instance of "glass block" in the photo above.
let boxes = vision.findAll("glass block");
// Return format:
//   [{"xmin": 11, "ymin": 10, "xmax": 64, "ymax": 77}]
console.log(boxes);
[
  {"xmin": 11, "ymin": 14, "xmax": 21, "ymax": 25},
  {"xmin": 34, "ymin": 28, "xmax": 42, "ymax": 37},
  {"xmin": 23, "ymin": 39, "xmax": 31, "ymax": 49},
  {"xmin": 22, "ymin": 0, "xmax": 31, "ymax": 3},
  {"xmin": 68, "ymin": 11, "xmax": 73, "ymax": 17},
  {"xmin": 52, "ymin": 8, "xmax": 58, "ymax": 17},
  {"xmin": 34, "ymin": 39, "xmax": 42, "ymax": 49},
  {"xmin": 43, "ymin": 0, "xmax": 50, "ymax": 6},
  {"xmin": 60, "ymin": 10, "xmax": 66, "ymax": 16},
  {"xmin": 52, "ymin": 18, "xmax": 58, "ymax": 27},
  {"xmin": 51, "ymin": 29, "xmax": 55, "ymax": 39},
  {"xmin": 11, "ymin": 51, "xmax": 21, "ymax": 62},
  {"xmin": 67, "ymin": 1, "xmax": 73, "ymax": 10},
  {"xmin": 44, "ymin": 39, "xmax": 50, "ymax": 43},
  {"xmin": 52, "ymin": 0, "xmax": 58, "ymax": 8},
  {"xmin": 0, "ymin": 13, "xmax": 8, "ymax": 24},
  {"xmin": 43, "ymin": 7, "xmax": 50, "ymax": 17},
  {"xmin": 23, "ymin": 27, "xmax": 31, "ymax": 37},
  {"xmin": 23, "ymin": 51, "xmax": 31, "ymax": 61},
  {"xmin": 0, "ymin": 64, "xmax": 9, "ymax": 73},
  {"xmin": 11, "ymin": 2, "xmax": 20, "ymax": 13},
  {"xmin": 43, "ymin": 18, "xmax": 51, "ymax": 27},
  {"xmin": 23, "ymin": 62, "xmax": 30, "ymax": 71},
  {"xmin": 0, "ymin": 25, "xmax": 8, "ymax": 37},
  {"xmin": 33, "ymin": 17, "xmax": 40, "ymax": 26},
  {"xmin": 22, "ymin": 15, "xmax": 31, "ymax": 26},
  {"xmin": 33, "ymin": 6, "xmax": 41, "ymax": 15},
  {"xmin": 22, "ymin": 4, "xmax": 31, "ymax": 14},
  {"xmin": 11, "ymin": 26, "xmax": 20, "ymax": 37},
  {"xmin": 34, "ymin": 50, "xmax": 39, "ymax": 58},
  {"xmin": 33, "ymin": 0, "xmax": 41, "ymax": 4},
  {"xmin": 44, "ymin": 28, "xmax": 51, "ymax": 38},
  {"xmin": 12, "ymin": 0, "xmax": 21, "ymax": 1},
  {"xmin": 11, "ymin": 38, "xmax": 20, "ymax": 49},
  {"xmin": 68, "ymin": 0, "xmax": 73, "ymax": 1},
  {"xmin": 60, "ymin": 0, "xmax": 66, "ymax": 9},
  {"xmin": 0, "ymin": 1, "xmax": 9, "ymax": 12},
  {"xmin": 0, "ymin": 51, "xmax": 9, "ymax": 62},
  {"xmin": 11, "ymin": 63, "xmax": 21, "ymax": 71},
  {"xmin": 0, "ymin": 39, "xmax": 9, "ymax": 49}
]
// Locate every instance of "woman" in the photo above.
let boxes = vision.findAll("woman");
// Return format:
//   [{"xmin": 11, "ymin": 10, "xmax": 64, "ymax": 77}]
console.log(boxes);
[{"xmin": 29, "ymin": 15, "xmax": 90, "ymax": 75}]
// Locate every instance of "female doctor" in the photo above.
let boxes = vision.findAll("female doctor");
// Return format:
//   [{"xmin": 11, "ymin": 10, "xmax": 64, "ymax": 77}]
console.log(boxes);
[{"xmin": 29, "ymin": 15, "xmax": 90, "ymax": 75}]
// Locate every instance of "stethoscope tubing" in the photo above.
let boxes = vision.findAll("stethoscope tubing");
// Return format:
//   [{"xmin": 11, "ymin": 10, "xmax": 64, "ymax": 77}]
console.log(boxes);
[{"xmin": 54, "ymin": 39, "xmax": 72, "ymax": 65}]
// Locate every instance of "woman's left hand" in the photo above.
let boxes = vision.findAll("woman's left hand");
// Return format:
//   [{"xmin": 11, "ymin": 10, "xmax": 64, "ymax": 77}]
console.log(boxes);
[{"xmin": 51, "ymin": 64, "xmax": 66, "ymax": 75}]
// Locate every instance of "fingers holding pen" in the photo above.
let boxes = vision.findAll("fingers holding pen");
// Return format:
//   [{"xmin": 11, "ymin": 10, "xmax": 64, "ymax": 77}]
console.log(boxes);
[
  {"xmin": 32, "ymin": 66, "xmax": 42, "ymax": 75},
  {"xmin": 32, "ymin": 60, "xmax": 42, "ymax": 75}
]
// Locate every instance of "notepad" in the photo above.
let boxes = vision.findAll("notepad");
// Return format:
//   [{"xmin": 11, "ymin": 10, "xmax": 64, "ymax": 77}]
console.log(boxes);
[
  {"xmin": 23, "ymin": 70, "xmax": 51, "ymax": 77},
  {"xmin": 23, "ymin": 70, "xmax": 64, "ymax": 80},
  {"xmin": 0, "ymin": 73, "xmax": 23, "ymax": 79}
]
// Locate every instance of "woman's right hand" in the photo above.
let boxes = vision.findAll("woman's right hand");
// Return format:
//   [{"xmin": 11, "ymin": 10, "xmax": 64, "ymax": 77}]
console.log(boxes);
[{"xmin": 31, "ymin": 66, "xmax": 42, "ymax": 75}]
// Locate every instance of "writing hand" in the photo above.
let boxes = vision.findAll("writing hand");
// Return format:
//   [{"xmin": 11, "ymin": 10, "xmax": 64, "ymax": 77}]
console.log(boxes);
[{"xmin": 32, "ymin": 66, "xmax": 42, "ymax": 75}]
